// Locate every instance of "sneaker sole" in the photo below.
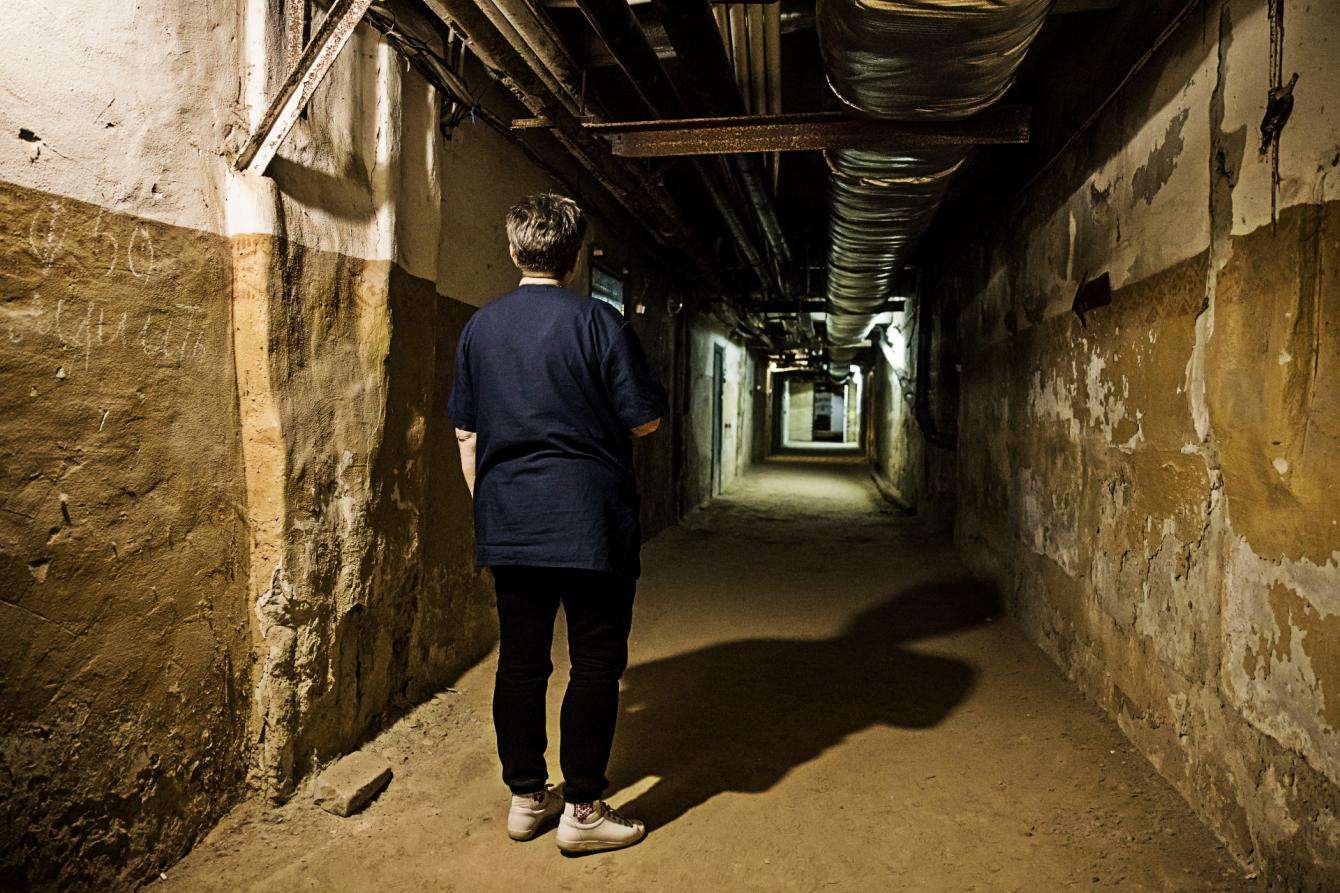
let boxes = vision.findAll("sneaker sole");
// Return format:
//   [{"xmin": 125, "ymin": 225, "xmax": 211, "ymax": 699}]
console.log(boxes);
[
  {"xmin": 557, "ymin": 830, "xmax": 646, "ymax": 856},
  {"xmin": 508, "ymin": 813, "xmax": 561, "ymax": 842}
]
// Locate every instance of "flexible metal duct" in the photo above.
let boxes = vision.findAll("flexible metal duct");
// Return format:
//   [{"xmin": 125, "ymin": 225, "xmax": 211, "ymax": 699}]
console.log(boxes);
[{"xmin": 818, "ymin": 0, "xmax": 1050, "ymax": 352}]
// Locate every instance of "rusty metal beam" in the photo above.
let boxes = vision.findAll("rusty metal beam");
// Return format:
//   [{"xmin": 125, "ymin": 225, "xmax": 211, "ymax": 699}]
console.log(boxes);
[
  {"xmin": 571, "ymin": 0, "xmax": 778, "ymax": 296},
  {"xmin": 236, "ymin": 0, "xmax": 376, "ymax": 175},
  {"xmin": 510, "ymin": 116, "xmax": 555, "ymax": 129},
  {"xmin": 572, "ymin": 0, "xmax": 684, "ymax": 115},
  {"xmin": 589, "ymin": 107, "xmax": 1031, "ymax": 157},
  {"xmin": 646, "ymin": 0, "xmax": 792, "ymax": 292}
]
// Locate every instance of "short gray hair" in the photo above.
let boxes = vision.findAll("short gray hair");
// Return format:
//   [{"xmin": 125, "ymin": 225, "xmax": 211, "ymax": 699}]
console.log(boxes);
[{"xmin": 505, "ymin": 193, "xmax": 588, "ymax": 276}]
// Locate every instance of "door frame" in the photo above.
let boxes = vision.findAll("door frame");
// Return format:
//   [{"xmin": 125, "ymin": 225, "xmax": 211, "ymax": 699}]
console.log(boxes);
[{"xmin": 711, "ymin": 344, "xmax": 726, "ymax": 496}]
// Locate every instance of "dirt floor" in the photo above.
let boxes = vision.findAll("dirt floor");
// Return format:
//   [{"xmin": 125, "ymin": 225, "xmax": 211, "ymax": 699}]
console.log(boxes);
[{"xmin": 158, "ymin": 459, "xmax": 1255, "ymax": 891}]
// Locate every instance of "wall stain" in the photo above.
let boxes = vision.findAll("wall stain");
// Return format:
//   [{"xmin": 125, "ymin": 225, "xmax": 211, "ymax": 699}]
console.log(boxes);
[{"xmin": 1132, "ymin": 108, "xmax": 1189, "ymax": 205}]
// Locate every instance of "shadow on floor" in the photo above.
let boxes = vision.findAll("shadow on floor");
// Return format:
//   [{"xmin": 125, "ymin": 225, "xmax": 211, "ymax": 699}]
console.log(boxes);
[{"xmin": 607, "ymin": 579, "xmax": 998, "ymax": 829}]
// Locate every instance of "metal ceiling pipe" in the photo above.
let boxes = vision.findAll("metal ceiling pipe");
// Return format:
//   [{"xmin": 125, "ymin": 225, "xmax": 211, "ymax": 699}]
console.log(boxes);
[
  {"xmin": 471, "ymin": 0, "xmax": 581, "ymax": 117},
  {"xmin": 821, "ymin": 0, "xmax": 1051, "ymax": 120},
  {"xmin": 648, "ymin": 0, "xmax": 793, "ymax": 294},
  {"xmin": 824, "ymin": 146, "xmax": 964, "ymax": 345},
  {"xmin": 481, "ymin": 0, "xmax": 587, "ymax": 115},
  {"xmin": 573, "ymin": 0, "xmax": 777, "ymax": 297},
  {"xmin": 482, "ymin": 0, "xmax": 769, "ymax": 299},
  {"xmin": 816, "ymin": 0, "xmax": 1050, "ymax": 349}
]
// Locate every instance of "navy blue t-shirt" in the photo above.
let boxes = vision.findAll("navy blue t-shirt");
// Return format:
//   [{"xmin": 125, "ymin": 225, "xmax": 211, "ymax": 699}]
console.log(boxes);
[{"xmin": 446, "ymin": 285, "xmax": 668, "ymax": 578}]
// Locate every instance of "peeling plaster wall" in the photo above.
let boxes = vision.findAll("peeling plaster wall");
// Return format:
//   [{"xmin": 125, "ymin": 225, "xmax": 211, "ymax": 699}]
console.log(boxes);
[
  {"xmin": 0, "ymin": 1, "xmax": 716, "ymax": 887},
  {"xmin": 944, "ymin": 0, "xmax": 1340, "ymax": 882}
]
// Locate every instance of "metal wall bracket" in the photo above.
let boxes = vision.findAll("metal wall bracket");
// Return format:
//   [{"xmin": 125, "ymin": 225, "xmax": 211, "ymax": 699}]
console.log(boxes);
[{"xmin": 234, "ymin": 0, "xmax": 376, "ymax": 175}]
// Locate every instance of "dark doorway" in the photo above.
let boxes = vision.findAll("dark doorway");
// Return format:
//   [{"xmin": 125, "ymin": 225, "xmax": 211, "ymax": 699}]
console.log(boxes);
[
  {"xmin": 811, "ymin": 382, "xmax": 845, "ymax": 442},
  {"xmin": 711, "ymin": 344, "xmax": 725, "ymax": 495}
]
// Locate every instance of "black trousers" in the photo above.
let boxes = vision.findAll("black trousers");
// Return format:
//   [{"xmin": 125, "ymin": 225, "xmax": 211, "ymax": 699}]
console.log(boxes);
[{"xmin": 491, "ymin": 565, "xmax": 636, "ymax": 804}]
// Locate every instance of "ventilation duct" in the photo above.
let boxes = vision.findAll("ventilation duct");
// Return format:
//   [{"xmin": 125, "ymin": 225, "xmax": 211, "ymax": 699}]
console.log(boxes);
[{"xmin": 817, "ymin": 0, "xmax": 1050, "ymax": 353}]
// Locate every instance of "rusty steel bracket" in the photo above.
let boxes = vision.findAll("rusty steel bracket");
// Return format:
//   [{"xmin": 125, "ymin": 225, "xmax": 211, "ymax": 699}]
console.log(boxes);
[
  {"xmin": 510, "ymin": 116, "xmax": 554, "ymax": 130},
  {"xmin": 235, "ymin": 0, "xmax": 376, "ymax": 175},
  {"xmin": 584, "ymin": 107, "xmax": 1031, "ymax": 158}
]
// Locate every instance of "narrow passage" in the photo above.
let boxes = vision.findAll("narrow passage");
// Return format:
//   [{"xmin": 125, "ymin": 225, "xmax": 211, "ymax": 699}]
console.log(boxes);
[{"xmin": 161, "ymin": 460, "xmax": 1249, "ymax": 891}]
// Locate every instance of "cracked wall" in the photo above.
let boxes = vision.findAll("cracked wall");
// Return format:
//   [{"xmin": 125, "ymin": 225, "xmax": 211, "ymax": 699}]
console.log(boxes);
[{"xmin": 944, "ymin": 0, "xmax": 1340, "ymax": 884}]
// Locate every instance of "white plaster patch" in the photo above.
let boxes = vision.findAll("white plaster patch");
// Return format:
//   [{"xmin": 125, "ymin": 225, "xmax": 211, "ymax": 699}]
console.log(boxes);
[
  {"xmin": 1186, "ymin": 285, "xmax": 1214, "ymax": 444},
  {"xmin": 1083, "ymin": 349, "xmax": 1140, "ymax": 448},
  {"xmin": 1256, "ymin": 765, "xmax": 1303, "ymax": 840},
  {"xmin": 1015, "ymin": 465, "xmax": 1080, "ymax": 576},
  {"xmin": 0, "ymin": 0, "xmax": 452, "ymax": 274},
  {"xmin": 1273, "ymin": 457, "xmax": 1290, "ymax": 476},
  {"xmin": 0, "ymin": 0, "xmax": 240, "ymax": 235},
  {"xmin": 1065, "ymin": 208, "xmax": 1077, "ymax": 282},
  {"xmin": 1221, "ymin": 535, "xmax": 1340, "ymax": 787},
  {"xmin": 1120, "ymin": 410, "xmax": 1145, "ymax": 452},
  {"xmin": 1085, "ymin": 351, "xmax": 1110, "ymax": 427},
  {"xmin": 1027, "ymin": 369, "xmax": 1080, "ymax": 440},
  {"xmin": 1107, "ymin": 59, "xmax": 1212, "ymax": 288}
]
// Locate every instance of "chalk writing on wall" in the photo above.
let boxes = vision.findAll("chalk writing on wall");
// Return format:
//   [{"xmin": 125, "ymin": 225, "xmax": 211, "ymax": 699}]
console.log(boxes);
[
  {"xmin": 3, "ymin": 295, "xmax": 210, "ymax": 371},
  {"xmin": 3, "ymin": 202, "xmax": 215, "ymax": 376}
]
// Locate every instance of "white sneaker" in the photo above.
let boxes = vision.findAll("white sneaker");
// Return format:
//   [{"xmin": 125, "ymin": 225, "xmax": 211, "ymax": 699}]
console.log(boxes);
[
  {"xmin": 507, "ymin": 785, "xmax": 564, "ymax": 841},
  {"xmin": 556, "ymin": 801, "xmax": 646, "ymax": 855}
]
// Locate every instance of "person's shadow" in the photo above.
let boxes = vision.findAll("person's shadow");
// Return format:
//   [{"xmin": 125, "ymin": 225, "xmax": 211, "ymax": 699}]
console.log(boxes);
[{"xmin": 606, "ymin": 579, "xmax": 997, "ymax": 829}]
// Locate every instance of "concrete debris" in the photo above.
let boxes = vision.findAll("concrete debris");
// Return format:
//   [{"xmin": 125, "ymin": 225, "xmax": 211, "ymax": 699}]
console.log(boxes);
[{"xmin": 311, "ymin": 752, "xmax": 393, "ymax": 817}]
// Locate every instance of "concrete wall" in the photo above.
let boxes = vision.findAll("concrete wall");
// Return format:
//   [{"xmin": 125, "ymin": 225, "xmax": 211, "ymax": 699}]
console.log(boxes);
[
  {"xmin": 781, "ymin": 376, "xmax": 863, "ymax": 449},
  {"xmin": 786, "ymin": 379, "xmax": 815, "ymax": 443},
  {"xmin": 869, "ymin": 319, "xmax": 955, "ymax": 518},
  {"xmin": 941, "ymin": 0, "xmax": 1340, "ymax": 882},
  {"xmin": 843, "ymin": 379, "xmax": 860, "ymax": 442},
  {"xmin": 682, "ymin": 319, "xmax": 756, "ymax": 507},
  {"xmin": 749, "ymin": 360, "xmax": 769, "ymax": 464},
  {"xmin": 1, "ymin": 2, "xmax": 258, "ymax": 885},
  {"xmin": 0, "ymin": 2, "xmax": 719, "ymax": 886}
]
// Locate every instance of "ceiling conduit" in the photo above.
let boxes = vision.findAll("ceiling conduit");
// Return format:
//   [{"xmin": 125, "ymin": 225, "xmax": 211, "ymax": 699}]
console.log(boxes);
[{"xmin": 817, "ymin": 0, "xmax": 1051, "ymax": 358}]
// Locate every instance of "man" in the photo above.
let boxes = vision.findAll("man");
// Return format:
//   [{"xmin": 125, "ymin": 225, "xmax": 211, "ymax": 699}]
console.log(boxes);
[{"xmin": 446, "ymin": 193, "xmax": 667, "ymax": 855}]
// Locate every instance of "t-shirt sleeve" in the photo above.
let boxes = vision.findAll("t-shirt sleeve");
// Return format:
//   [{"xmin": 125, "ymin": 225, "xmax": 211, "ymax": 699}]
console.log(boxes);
[
  {"xmin": 445, "ymin": 324, "xmax": 477, "ymax": 431},
  {"xmin": 599, "ymin": 316, "xmax": 669, "ymax": 430}
]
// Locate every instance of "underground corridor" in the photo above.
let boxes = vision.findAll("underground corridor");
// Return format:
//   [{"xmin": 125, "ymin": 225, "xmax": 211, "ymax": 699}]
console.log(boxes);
[
  {"xmin": 2, "ymin": 0, "xmax": 1338, "ymax": 890},
  {"xmin": 155, "ymin": 460, "xmax": 1248, "ymax": 890}
]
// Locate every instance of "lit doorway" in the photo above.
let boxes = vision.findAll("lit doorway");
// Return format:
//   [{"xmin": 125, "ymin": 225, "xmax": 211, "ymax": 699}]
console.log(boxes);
[{"xmin": 778, "ymin": 373, "xmax": 862, "ymax": 451}]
